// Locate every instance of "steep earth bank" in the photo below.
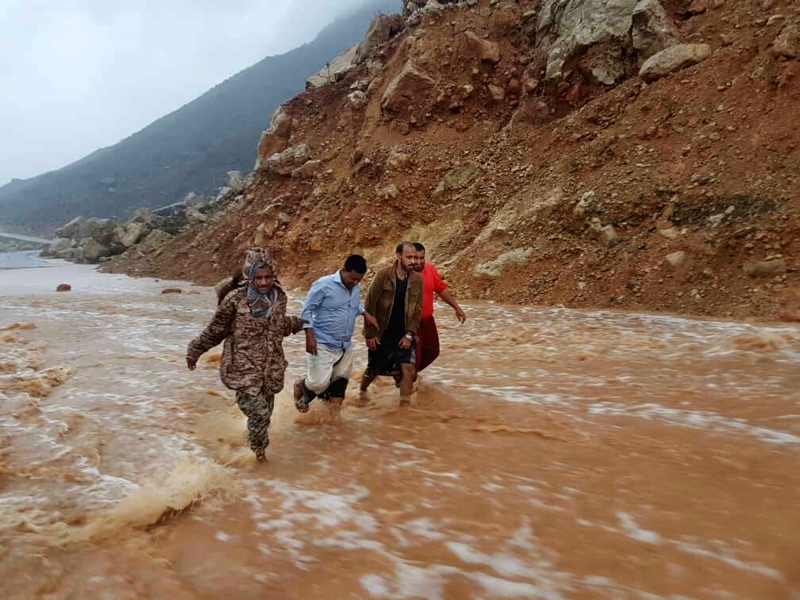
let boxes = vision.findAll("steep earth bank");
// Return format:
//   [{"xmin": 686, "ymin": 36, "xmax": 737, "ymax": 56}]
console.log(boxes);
[{"xmin": 101, "ymin": 0, "xmax": 800, "ymax": 322}]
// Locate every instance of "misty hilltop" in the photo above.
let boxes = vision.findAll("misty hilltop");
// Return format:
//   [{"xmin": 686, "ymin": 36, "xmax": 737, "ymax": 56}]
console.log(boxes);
[{"xmin": 0, "ymin": 0, "xmax": 398, "ymax": 235}]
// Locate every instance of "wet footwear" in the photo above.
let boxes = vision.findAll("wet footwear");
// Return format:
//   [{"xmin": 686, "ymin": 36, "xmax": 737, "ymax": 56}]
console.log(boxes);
[{"xmin": 293, "ymin": 380, "xmax": 310, "ymax": 413}]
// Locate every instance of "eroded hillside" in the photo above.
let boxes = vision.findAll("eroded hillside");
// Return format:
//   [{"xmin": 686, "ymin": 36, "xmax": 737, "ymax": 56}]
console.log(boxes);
[{"xmin": 103, "ymin": 0, "xmax": 800, "ymax": 321}]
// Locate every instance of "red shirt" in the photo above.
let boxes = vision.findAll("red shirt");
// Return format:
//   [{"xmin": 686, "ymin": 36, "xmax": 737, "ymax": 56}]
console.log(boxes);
[{"xmin": 419, "ymin": 262, "xmax": 448, "ymax": 319}]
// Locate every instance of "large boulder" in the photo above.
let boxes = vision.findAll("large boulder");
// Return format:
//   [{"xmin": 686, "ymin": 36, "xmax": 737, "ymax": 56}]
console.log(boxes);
[
  {"xmin": 227, "ymin": 170, "xmax": 245, "ymax": 190},
  {"xmin": 119, "ymin": 221, "xmax": 151, "ymax": 248},
  {"xmin": 772, "ymin": 22, "xmax": 799, "ymax": 59},
  {"xmin": 537, "ymin": 0, "xmax": 640, "ymax": 84},
  {"xmin": 631, "ymin": 0, "xmax": 679, "ymax": 59},
  {"xmin": 381, "ymin": 62, "xmax": 435, "ymax": 113},
  {"xmin": 255, "ymin": 106, "xmax": 293, "ymax": 171},
  {"xmin": 44, "ymin": 237, "xmax": 75, "ymax": 258},
  {"xmin": 74, "ymin": 239, "xmax": 112, "ymax": 263},
  {"xmin": 402, "ymin": 0, "xmax": 461, "ymax": 16},
  {"xmin": 639, "ymin": 43, "xmax": 711, "ymax": 82},
  {"xmin": 306, "ymin": 45, "xmax": 358, "ymax": 89},
  {"xmin": 54, "ymin": 216, "xmax": 87, "ymax": 239},
  {"xmin": 348, "ymin": 90, "xmax": 369, "ymax": 110},
  {"xmin": 355, "ymin": 14, "xmax": 405, "ymax": 64},
  {"xmin": 291, "ymin": 160, "xmax": 323, "ymax": 179},
  {"xmin": 55, "ymin": 217, "xmax": 116, "ymax": 247},
  {"xmin": 465, "ymin": 31, "xmax": 501, "ymax": 64},
  {"xmin": 266, "ymin": 144, "xmax": 312, "ymax": 176},
  {"xmin": 536, "ymin": 0, "xmax": 678, "ymax": 85},
  {"xmin": 133, "ymin": 229, "xmax": 174, "ymax": 255}
]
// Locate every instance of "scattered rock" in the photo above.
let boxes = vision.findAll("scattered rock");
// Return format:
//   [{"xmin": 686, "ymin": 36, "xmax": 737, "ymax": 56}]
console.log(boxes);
[
  {"xmin": 55, "ymin": 284, "xmax": 72, "ymax": 292},
  {"xmin": 292, "ymin": 160, "xmax": 323, "ymax": 179},
  {"xmin": 488, "ymin": 84, "xmax": 506, "ymax": 101},
  {"xmin": 590, "ymin": 218, "xmax": 618, "ymax": 246},
  {"xmin": 666, "ymin": 251, "xmax": 686, "ymax": 266},
  {"xmin": 266, "ymin": 144, "xmax": 312, "ymax": 176},
  {"xmin": 387, "ymin": 149, "xmax": 411, "ymax": 169},
  {"xmin": 639, "ymin": 44, "xmax": 712, "ymax": 82},
  {"xmin": 465, "ymin": 31, "xmax": 501, "ymax": 64},
  {"xmin": 743, "ymin": 259, "xmax": 787, "ymax": 277},
  {"xmin": 348, "ymin": 90, "xmax": 369, "ymax": 110},
  {"xmin": 574, "ymin": 191, "xmax": 595, "ymax": 216},
  {"xmin": 381, "ymin": 62, "xmax": 435, "ymax": 113},
  {"xmin": 434, "ymin": 162, "xmax": 482, "ymax": 194},
  {"xmin": 508, "ymin": 99, "xmax": 550, "ymax": 128},
  {"xmin": 377, "ymin": 184, "xmax": 400, "ymax": 200},
  {"xmin": 658, "ymin": 227, "xmax": 680, "ymax": 240},
  {"xmin": 161, "ymin": 288, "xmax": 182, "ymax": 294},
  {"xmin": 687, "ymin": 0, "xmax": 709, "ymax": 14},
  {"xmin": 772, "ymin": 23, "xmax": 799, "ymax": 59},
  {"xmin": 474, "ymin": 248, "xmax": 534, "ymax": 278}
]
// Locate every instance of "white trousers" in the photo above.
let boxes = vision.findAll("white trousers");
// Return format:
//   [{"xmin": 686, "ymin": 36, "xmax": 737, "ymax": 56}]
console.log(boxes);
[{"xmin": 305, "ymin": 346, "xmax": 354, "ymax": 394}]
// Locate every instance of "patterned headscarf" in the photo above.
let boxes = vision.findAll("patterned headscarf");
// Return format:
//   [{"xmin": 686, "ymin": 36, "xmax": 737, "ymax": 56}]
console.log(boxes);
[{"xmin": 242, "ymin": 247, "xmax": 279, "ymax": 318}]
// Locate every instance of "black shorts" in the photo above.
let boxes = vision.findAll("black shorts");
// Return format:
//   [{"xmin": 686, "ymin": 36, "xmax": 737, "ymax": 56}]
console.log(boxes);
[{"xmin": 364, "ymin": 339, "xmax": 416, "ymax": 377}]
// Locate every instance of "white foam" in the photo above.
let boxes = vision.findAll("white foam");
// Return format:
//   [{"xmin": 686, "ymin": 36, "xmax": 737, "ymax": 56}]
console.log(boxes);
[
  {"xmin": 361, "ymin": 574, "xmax": 390, "ymax": 596},
  {"xmin": 616, "ymin": 512, "xmax": 661, "ymax": 545},
  {"xmin": 590, "ymin": 402, "xmax": 800, "ymax": 445},
  {"xmin": 671, "ymin": 541, "xmax": 782, "ymax": 580}
]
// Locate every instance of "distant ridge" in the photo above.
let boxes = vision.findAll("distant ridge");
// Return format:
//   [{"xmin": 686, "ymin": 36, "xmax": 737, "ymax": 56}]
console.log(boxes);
[{"xmin": 0, "ymin": 0, "xmax": 398, "ymax": 235}]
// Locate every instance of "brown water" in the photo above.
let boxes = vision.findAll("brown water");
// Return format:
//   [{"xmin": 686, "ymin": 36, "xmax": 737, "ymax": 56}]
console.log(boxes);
[{"xmin": 1, "ymin": 263, "xmax": 799, "ymax": 599}]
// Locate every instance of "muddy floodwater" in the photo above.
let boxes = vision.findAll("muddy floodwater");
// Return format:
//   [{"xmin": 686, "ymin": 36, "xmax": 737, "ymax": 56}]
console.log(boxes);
[{"xmin": 1, "ymin": 262, "xmax": 799, "ymax": 599}]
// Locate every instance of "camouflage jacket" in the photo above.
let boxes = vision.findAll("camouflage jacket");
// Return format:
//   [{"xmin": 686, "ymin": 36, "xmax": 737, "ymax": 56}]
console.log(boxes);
[{"xmin": 187, "ymin": 286, "xmax": 304, "ymax": 396}]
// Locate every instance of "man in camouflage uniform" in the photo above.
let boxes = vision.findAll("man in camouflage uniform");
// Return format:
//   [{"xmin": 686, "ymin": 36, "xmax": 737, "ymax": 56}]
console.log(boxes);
[{"xmin": 187, "ymin": 248, "xmax": 305, "ymax": 462}]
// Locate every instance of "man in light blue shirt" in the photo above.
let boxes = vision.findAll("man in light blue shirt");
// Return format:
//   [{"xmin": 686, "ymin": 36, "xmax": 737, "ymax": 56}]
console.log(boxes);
[{"xmin": 293, "ymin": 254, "xmax": 378, "ymax": 412}]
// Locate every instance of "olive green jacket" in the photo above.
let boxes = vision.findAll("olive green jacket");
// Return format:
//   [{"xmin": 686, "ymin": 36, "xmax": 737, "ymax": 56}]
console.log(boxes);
[{"xmin": 362, "ymin": 262, "xmax": 422, "ymax": 340}]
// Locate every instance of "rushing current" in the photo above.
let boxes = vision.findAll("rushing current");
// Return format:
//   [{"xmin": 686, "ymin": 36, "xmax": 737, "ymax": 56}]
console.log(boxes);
[{"xmin": 1, "ymin": 259, "xmax": 798, "ymax": 599}]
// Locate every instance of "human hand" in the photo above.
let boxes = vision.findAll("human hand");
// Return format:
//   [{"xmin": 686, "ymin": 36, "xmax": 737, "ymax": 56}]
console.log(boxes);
[
  {"xmin": 398, "ymin": 337, "xmax": 411, "ymax": 350},
  {"xmin": 187, "ymin": 357, "xmax": 197, "ymax": 371},
  {"xmin": 454, "ymin": 306, "xmax": 467, "ymax": 324},
  {"xmin": 305, "ymin": 330, "xmax": 318, "ymax": 356},
  {"xmin": 363, "ymin": 312, "xmax": 378, "ymax": 329},
  {"xmin": 366, "ymin": 337, "xmax": 380, "ymax": 351}
]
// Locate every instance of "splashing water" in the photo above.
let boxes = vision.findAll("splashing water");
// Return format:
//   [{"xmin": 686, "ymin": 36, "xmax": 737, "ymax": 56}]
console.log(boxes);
[{"xmin": 1, "ymin": 261, "xmax": 799, "ymax": 598}]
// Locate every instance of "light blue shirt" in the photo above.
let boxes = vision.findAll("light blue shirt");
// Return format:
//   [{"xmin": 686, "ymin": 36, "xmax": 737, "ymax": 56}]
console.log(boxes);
[{"xmin": 300, "ymin": 271, "xmax": 365, "ymax": 351}]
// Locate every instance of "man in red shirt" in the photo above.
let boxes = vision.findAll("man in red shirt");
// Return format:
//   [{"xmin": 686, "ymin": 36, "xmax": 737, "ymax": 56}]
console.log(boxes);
[{"xmin": 412, "ymin": 242, "xmax": 467, "ymax": 372}]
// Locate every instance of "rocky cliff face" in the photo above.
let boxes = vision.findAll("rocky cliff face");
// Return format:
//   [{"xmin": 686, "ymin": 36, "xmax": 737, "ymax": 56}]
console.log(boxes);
[{"xmin": 102, "ymin": 0, "xmax": 800, "ymax": 322}]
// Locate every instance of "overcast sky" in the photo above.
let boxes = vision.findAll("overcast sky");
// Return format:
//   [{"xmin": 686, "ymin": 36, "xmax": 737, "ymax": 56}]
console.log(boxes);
[{"xmin": 0, "ymin": 0, "xmax": 374, "ymax": 184}]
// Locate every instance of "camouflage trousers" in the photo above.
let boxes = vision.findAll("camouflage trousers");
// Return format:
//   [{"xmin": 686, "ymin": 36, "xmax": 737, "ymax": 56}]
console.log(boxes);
[{"xmin": 236, "ymin": 391, "xmax": 275, "ymax": 453}]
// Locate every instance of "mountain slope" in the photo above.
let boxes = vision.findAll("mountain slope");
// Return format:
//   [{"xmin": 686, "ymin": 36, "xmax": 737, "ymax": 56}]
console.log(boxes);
[
  {"xmin": 102, "ymin": 0, "xmax": 800, "ymax": 322},
  {"xmin": 0, "ymin": 0, "xmax": 399, "ymax": 235}
]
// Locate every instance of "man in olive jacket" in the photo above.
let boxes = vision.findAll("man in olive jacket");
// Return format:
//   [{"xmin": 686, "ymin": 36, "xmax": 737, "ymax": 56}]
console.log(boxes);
[{"xmin": 360, "ymin": 241, "xmax": 423, "ymax": 405}]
